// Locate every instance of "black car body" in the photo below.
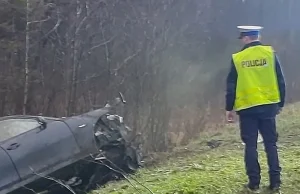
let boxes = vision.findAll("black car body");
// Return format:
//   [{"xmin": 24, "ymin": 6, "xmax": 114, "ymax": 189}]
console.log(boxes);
[{"xmin": 0, "ymin": 96, "xmax": 142, "ymax": 194}]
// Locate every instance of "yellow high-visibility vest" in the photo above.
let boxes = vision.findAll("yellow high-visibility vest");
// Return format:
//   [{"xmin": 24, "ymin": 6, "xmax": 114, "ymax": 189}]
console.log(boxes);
[{"xmin": 232, "ymin": 45, "xmax": 280, "ymax": 111}]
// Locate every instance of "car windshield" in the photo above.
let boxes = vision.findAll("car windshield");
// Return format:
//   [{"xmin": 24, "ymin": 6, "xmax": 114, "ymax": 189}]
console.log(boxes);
[{"xmin": 0, "ymin": 119, "xmax": 41, "ymax": 142}]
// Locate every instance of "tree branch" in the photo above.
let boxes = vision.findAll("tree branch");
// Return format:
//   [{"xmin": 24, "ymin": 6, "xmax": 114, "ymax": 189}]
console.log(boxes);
[
  {"xmin": 28, "ymin": 16, "xmax": 51, "ymax": 25},
  {"xmin": 88, "ymin": 36, "xmax": 115, "ymax": 52},
  {"xmin": 114, "ymin": 49, "xmax": 142, "ymax": 72}
]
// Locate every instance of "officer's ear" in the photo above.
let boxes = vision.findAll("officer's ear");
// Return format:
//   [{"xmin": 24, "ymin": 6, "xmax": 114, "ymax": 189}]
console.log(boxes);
[{"xmin": 258, "ymin": 34, "xmax": 262, "ymax": 41}]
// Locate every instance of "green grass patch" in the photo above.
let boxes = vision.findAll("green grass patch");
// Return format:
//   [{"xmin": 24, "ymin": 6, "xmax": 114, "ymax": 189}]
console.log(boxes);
[{"xmin": 91, "ymin": 104, "xmax": 300, "ymax": 194}]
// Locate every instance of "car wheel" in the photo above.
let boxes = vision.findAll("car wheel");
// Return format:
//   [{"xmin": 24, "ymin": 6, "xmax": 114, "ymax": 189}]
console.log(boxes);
[{"xmin": 124, "ymin": 156, "xmax": 139, "ymax": 172}]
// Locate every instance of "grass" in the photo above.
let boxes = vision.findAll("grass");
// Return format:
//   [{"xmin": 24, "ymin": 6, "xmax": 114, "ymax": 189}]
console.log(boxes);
[{"xmin": 91, "ymin": 103, "xmax": 300, "ymax": 194}]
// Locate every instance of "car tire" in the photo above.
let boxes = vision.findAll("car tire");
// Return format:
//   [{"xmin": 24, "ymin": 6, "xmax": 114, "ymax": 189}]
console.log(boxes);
[{"xmin": 124, "ymin": 156, "xmax": 139, "ymax": 172}]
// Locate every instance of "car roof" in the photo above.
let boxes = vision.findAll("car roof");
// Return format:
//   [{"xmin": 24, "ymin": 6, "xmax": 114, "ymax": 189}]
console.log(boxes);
[{"xmin": 0, "ymin": 115, "xmax": 64, "ymax": 122}]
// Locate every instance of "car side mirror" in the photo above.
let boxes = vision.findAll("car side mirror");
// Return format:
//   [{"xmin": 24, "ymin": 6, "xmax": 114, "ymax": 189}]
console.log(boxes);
[{"xmin": 37, "ymin": 116, "xmax": 47, "ymax": 129}]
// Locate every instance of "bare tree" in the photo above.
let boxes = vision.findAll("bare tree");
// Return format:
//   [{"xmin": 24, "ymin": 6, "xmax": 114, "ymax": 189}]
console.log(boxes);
[{"xmin": 23, "ymin": 0, "xmax": 30, "ymax": 115}]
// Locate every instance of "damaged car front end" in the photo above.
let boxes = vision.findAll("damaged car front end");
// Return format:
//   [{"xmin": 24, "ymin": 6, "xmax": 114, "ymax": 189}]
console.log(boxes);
[{"xmin": 1, "ymin": 93, "xmax": 143, "ymax": 194}]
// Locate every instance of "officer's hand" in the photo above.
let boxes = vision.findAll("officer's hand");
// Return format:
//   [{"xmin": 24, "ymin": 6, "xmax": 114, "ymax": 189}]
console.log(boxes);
[
  {"xmin": 226, "ymin": 111, "xmax": 235, "ymax": 123},
  {"xmin": 277, "ymin": 107, "xmax": 283, "ymax": 115}
]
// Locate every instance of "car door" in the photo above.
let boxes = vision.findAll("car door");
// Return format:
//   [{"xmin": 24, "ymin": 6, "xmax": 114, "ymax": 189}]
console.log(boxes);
[
  {"xmin": 0, "ymin": 118, "xmax": 81, "ymax": 180},
  {"xmin": 0, "ymin": 147, "xmax": 20, "ymax": 191}
]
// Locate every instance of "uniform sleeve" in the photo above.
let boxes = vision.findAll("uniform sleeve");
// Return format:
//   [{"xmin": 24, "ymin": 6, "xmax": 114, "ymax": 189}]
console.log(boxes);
[
  {"xmin": 275, "ymin": 54, "xmax": 286, "ymax": 108},
  {"xmin": 225, "ymin": 58, "xmax": 237, "ymax": 111}
]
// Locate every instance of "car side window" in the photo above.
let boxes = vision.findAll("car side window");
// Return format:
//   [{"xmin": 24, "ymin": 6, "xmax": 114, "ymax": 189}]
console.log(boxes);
[{"xmin": 0, "ymin": 119, "xmax": 41, "ymax": 142}]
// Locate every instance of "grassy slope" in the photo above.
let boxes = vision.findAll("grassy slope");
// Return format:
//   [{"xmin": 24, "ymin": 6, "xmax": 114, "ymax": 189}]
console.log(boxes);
[{"xmin": 91, "ymin": 104, "xmax": 300, "ymax": 194}]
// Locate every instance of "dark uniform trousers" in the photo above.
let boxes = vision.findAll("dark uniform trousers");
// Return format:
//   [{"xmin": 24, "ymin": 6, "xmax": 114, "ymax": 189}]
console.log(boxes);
[{"xmin": 238, "ymin": 104, "xmax": 281, "ymax": 187}]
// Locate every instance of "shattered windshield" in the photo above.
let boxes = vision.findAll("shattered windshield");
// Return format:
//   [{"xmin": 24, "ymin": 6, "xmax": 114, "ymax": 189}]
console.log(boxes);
[{"xmin": 0, "ymin": 119, "xmax": 40, "ymax": 142}]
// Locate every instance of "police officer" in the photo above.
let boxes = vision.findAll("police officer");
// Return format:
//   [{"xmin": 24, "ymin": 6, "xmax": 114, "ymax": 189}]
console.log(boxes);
[{"xmin": 225, "ymin": 26, "xmax": 286, "ymax": 192}]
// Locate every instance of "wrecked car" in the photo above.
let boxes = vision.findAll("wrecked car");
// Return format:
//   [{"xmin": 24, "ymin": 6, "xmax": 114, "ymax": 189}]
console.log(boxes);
[{"xmin": 0, "ymin": 93, "xmax": 143, "ymax": 194}]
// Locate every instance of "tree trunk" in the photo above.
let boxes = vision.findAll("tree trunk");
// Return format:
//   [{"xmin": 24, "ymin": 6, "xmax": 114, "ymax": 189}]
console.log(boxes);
[
  {"xmin": 67, "ymin": 0, "xmax": 81, "ymax": 115},
  {"xmin": 23, "ymin": 0, "xmax": 30, "ymax": 115}
]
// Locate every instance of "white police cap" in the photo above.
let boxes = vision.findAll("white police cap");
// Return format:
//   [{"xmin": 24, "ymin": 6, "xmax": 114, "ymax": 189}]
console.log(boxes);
[
  {"xmin": 237, "ymin": 25, "xmax": 263, "ymax": 38},
  {"xmin": 237, "ymin": 25, "xmax": 263, "ymax": 32}
]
